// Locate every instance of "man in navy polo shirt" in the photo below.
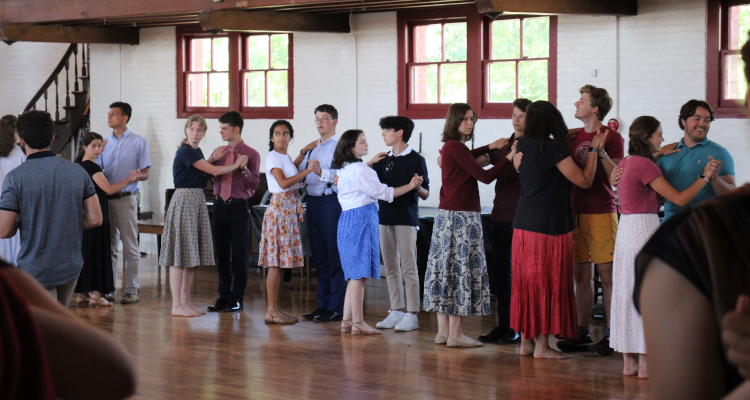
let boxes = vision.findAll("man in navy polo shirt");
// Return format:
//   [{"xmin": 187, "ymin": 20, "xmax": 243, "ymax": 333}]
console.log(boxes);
[
  {"xmin": 658, "ymin": 100, "xmax": 735, "ymax": 221},
  {"xmin": 369, "ymin": 116, "xmax": 429, "ymax": 332}
]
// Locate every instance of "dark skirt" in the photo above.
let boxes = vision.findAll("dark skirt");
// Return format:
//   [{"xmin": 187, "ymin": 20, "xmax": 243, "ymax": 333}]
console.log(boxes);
[{"xmin": 75, "ymin": 222, "xmax": 115, "ymax": 294}]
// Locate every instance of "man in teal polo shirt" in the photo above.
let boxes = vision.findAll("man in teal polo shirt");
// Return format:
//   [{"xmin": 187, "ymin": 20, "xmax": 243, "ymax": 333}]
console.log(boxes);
[{"xmin": 658, "ymin": 100, "xmax": 735, "ymax": 221}]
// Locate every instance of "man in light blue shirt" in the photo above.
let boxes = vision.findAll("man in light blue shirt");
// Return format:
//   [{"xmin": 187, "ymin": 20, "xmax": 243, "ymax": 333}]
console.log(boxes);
[
  {"xmin": 97, "ymin": 101, "xmax": 152, "ymax": 304},
  {"xmin": 295, "ymin": 104, "xmax": 345, "ymax": 322},
  {"xmin": 658, "ymin": 100, "xmax": 735, "ymax": 221}
]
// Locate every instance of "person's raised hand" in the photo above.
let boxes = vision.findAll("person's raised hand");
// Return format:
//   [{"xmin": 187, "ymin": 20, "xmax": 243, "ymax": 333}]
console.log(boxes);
[
  {"xmin": 592, "ymin": 129, "xmax": 609, "ymax": 152},
  {"xmin": 333, "ymin": 174, "xmax": 339, "ymax": 186},
  {"xmin": 437, "ymin": 149, "xmax": 442, "ymax": 169},
  {"xmin": 723, "ymin": 294, "xmax": 750, "ymax": 380},
  {"xmin": 102, "ymin": 139, "xmax": 108, "ymax": 152},
  {"xmin": 129, "ymin": 170, "xmax": 140, "ymax": 182},
  {"xmin": 660, "ymin": 142, "xmax": 681, "ymax": 157},
  {"xmin": 212, "ymin": 145, "xmax": 227, "ymax": 162},
  {"xmin": 410, "ymin": 174, "xmax": 423, "ymax": 190},
  {"xmin": 489, "ymin": 137, "xmax": 510, "ymax": 151},
  {"xmin": 513, "ymin": 152, "xmax": 523, "ymax": 172},
  {"xmin": 568, "ymin": 128, "xmax": 581, "ymax": 140},
  {"xmin": 505, "ymin": 141, "xmax": 518, "ymax": 161},
  {"xmin": 309, "ymin": 160, "xmax": 322, "ymax": 176},
  {"xmin": 609, "ymin": 166, "xmax": 623, "ymax": 187},
  {"xmin": 367, "ymin": 152, "xmax": 388, "ymax": 167},
  {"xmin": 305, "ymin": 140, "xmax": 318, "ymax": 153}
]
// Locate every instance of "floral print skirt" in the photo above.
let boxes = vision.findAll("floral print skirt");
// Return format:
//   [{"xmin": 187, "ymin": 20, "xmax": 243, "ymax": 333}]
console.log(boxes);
[
  {"xmin": 423, "ymin": 209, "xmax": 490, "ymax": 316},
  {"xmin": 159, "ymin": 188, "xmax": 215, "ymax": 268},
  {"xmin": 258, "ymin": 190, "xmax": 304, "ymax": 269}
]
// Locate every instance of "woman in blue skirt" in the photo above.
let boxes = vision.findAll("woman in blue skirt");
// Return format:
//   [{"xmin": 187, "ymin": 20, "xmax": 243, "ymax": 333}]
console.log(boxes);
[{"xmin": 332, "ymin": 129, "xmax": 423, "ymax": 335}]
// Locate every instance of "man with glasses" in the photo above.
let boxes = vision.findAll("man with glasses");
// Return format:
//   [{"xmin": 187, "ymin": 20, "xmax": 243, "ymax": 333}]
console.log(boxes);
[
  {"xmin": 99, "ymin": 102, "xmax": 151, "ymax": 304},
  {"xmin": 367, "ymin": 116, "xmax": 429, "ymax": 332},
  {"xmin": 296, "ymin": 104, "xmax": 345, "ymax": 322}
]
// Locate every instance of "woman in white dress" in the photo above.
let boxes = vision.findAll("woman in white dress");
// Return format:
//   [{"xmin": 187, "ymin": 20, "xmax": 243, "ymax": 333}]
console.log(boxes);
[{"xmin": 0, "ymin": 115, "xmax": 26, "ymax": 264}]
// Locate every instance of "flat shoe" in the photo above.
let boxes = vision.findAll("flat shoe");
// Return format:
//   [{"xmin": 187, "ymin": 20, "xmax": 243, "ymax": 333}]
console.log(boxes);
[
  {"xmin": 447, "ymin": 337, "xmax": 483, "ymax": 348},
  {"xmin": 435, "ymin": 334, "xmax": 448, "ymax": 345},
  {"xmin": 341, "ymin": 320, "xmax": 352, "ymax": 333}
]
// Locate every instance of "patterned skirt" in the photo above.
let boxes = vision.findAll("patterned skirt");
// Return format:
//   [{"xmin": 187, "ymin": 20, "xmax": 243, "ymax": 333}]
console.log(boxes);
[
  {"xmin": 611, "ymin": 213, "xmax": 660, "ymax": 354},
  {"xmin": 510, "ymin": 229, "xmax": 577, "ymax": 339},
  {"xmin": 337, "ymin": 203, "xmax": 380, "ymax": 280},
  {"xmin": 258, "ymin": 190, "xmax": 304, "ymax": 269},
  {"xmin": 423, "ymin": 210, "xmax": 490, "ymax": 316},
  {"xmin": 159, "ymin": 188, "xmax": 215, "ymax": 268}
]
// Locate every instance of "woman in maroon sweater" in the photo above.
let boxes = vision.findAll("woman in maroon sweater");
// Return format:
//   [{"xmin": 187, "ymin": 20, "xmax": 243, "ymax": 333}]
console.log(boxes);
[{"xmin": 423, "ymin": 103, "xmax": 516, "ymax": 348}]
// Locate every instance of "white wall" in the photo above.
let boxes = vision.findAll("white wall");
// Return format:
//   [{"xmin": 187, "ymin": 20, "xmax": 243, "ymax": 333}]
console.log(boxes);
[
  {"xmin": 0, "ymin": 42, "xmax": 70, "ymax": 116},
  {"xmin": 81, "ymin": 0, "xmax": 750, "ymax": 254}
]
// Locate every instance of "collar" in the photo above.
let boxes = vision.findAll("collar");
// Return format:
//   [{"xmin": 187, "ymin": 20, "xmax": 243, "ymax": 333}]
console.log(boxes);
[
  {"xmin": 388, "ymin": 145, "xmax": 413, "ymax": 157},
  {"xmin": 319, "ymin": 134, "xmax": 339, "ymax": 146},
  {"xmin": 26, "ymin": 150, "xmax": 56, "ymax": 160},
  {"xmin": 227, "ymin": 140, "xmax": 245, "ymax": 151},
  {"xmin": 677, "ymin": 137, "xmax": 710, "ymax": 149},
  {"xmin": 112, "ymin": 128, "xmax": 132, "ymax": 141}
]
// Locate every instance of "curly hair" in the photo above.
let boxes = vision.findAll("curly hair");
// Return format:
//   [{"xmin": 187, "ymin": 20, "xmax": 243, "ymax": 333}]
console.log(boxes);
[
  {"xmin": 522, "ymin": 101, "xmax": 570, "ymax": 150},
  {"xmin": 268, "ymin": 120, "xmax": 294, "ymax": 152},
  {"xmin": 0, "ymin": 115, "xmax": 18, "ymax": 158},
  {"xmin": 628, "ymin": 116, "xmax": 660, "ymax": 162},
  {"xmin": 379, "ymin": 116, "xmax": 415, "ymax": 143},
  {"xmin": 580, "ymin": 84, "xmax": 612, "ymax": 121},
  {"xmin": 16, "ymin": 110, "xmax": 54, "ymax": 150},
  {"xmin": 331, "ymin": 129, "xmax": 363, "ymax": 169},
  {"xmin": 441, "ymin": 103, "xmax": 477, "ymax": 142}
]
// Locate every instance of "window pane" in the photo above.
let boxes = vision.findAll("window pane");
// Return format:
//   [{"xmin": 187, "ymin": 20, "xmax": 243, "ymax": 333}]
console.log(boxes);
[
  {"xmin": 488, "ymin": 62, "xmax": 516, "ymax": 102},
  {"xmin": 443, "ymin": 23, "xmax": 467, "ymax": 62},
  {"xmin": 491, "ymin": 20, "xmax": 520, "ymax": 60},
  {"xmin": 519, "ymin": 60, "xmax": 548, "ymax": 101},
  {"xmin": 270, "ymin": 34, "xmax": 289, "ymax": 69},
  {"xmin": 212, "ymin": 37, "xmax": 229, "ymax": 71},
  {"xmin": 209, "ymin": 73, "xmax": 229, "ymax": 107},
  {"xmin": 411, "ymin": 64, "xmax": 438, "ymax": 103},
  {"xmin": 190, "ymin": 38, "xmax": 212, "ymax": 72},
  {"xmin": 186, "ymin": 73, "xmax": 208, "ymax": 106},
  {"xmin": 244, "ymin": 71, "xmax": 266, "ymax": 107},
  {"xmin": 247, "ymin": 35, "xmax": 270, "ymax": 70},
  {"xmin": 440, "ymin": 63, "xmax": 467, "ymax": 103},
  {"xmin": 725, "ymin": 53, "xmax": 748, "ymax": 100},
  {"xmin": 414, "ymin": 24, "xmax": 442, "ymax": 63},
  {"xmin": 729, "ymin": 5, "xmax": 750, "ymax": 50},
  {"xmin": 267, "ymin": 71, "xmax": 288, "ymax": 106},
  {"xmin": 523, "ymin": 18, "xmax": 549, "ymax": 59}
]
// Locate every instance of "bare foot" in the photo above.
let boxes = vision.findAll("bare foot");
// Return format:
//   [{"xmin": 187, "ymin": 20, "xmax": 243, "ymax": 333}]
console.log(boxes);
[
  {"xmin": 183, "ymin": 300, "xmax": 206, "ymax": 315},
  {"xmin": 638, "ymin": 358, "xmax": 649, "ymax": 379},
  {"xmin": 533, "ymin": 347, "xmax": 571, "ymax": 359},
  {"xmin": 172, "ymin": 306, "xmax": 201, "ymax": 317},
  {"xmin": 520, "ymin": 338, "xmax": 535, "ymax": 356},
  {"xmin": 623, "ymin": 354, "xmax": 639, "ymax": 376}
]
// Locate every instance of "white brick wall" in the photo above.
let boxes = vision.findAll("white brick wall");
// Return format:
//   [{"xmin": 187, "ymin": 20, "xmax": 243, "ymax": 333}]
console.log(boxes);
[{"xmin": 0, "ymin": 42, "xmax": 70, "ymax": 116}]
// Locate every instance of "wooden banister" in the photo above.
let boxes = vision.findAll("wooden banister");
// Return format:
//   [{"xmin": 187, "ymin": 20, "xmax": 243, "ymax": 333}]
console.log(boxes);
[{"xmin": 22, "ymin": 43, "xmax": 76, "ymax": 114}]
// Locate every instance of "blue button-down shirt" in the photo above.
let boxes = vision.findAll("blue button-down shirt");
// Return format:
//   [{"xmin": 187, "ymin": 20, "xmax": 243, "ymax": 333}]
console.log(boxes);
[
  {"xmin": 298, "ymin": 134, "xmax": 339, "ymax": 196},
  {"xmin": 657, "ymin": 137, "xmax": 734, "ymax": 221},
  {"xmin": 97, "ymin": 128, "xmax": 152, "ymax": 193}
]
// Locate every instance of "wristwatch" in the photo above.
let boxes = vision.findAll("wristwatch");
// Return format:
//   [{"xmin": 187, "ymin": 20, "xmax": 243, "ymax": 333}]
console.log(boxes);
[
  {"xmin": 600, "ymin": 151, "xmax": 608, "ymax": 159},
  {"xmin": 588, "ymin": 147, "xmax": 599, "ymax": 153},
  {"xmin": 240, "ymin": 166, "xmax": 247, "ymax": 172}
]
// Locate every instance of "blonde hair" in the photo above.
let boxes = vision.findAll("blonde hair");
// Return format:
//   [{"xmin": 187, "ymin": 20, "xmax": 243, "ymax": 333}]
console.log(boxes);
[{"xmin": 181, "ymin": 114, "xmax": 208, "ymax": 146}]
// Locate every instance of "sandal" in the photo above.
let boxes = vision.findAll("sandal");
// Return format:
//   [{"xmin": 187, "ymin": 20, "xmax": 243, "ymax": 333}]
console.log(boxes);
[
  {"xmin": 351, "ymin": 321, "xmax": 381, "ymax": 335},
  {"xmin": 89, "ymin": 296, "xmax": 113, "ymax": 307},
  {"xmin": 264, "ymin": 312, "xmax": 296, "ymax": 324},
  {"xmin": 76, "ymin": 294, "xmax": 90, "ymax": 303},
  {"xmin": 279, "ymin": 310, "xmax": 299, "ymax": 322},
  {"xmin": 341, "ymin": 320, "xmax": 352, "ymax": 333}
]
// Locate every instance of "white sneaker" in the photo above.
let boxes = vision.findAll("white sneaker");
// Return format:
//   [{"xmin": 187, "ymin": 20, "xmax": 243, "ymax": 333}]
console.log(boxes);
[
  {"xmin": 394, "ymin": 313, "xmax": 419, "ymax": 332},
  {"xmin": 375, "ymin": 310, "xmax": 404, "ymax": 329}
]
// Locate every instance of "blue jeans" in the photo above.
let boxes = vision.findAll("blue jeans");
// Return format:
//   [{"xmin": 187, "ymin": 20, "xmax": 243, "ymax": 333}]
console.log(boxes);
[
  {"xmin": 307, "ymin": 194, "xmax": 345, "ymax": 313},
  {"xmin": 213, "ymin": 198, "xmax": 250, "ymax": 302}
]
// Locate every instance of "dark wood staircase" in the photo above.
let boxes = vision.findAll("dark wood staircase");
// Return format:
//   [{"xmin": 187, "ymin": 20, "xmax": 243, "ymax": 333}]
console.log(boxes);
[{"xmin": 22, "ymin": 43, "xmax": 90, "ymax": 154}]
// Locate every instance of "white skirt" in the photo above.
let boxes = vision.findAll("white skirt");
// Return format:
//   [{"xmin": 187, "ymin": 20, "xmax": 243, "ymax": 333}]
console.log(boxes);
[{"xmin": 610, "ymin": 213, "xmax": 660, "ymax": 354}]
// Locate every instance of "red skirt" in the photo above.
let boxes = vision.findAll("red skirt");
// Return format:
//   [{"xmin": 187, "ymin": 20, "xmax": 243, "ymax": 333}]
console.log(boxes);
[{"xmin": 510, "ymin": 229, "xmax": 578, "ymax": 339}]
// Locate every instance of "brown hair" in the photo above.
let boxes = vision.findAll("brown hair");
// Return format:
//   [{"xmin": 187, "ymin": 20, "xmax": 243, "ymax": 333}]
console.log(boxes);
[
  {"xmin": 743, "ymin": 31, "xmax": 750, "ymax": 83},
  {"xmin": 580, "ymin": 84, "xmax": 612, "ymax": 121},
  {"xmin": 0, "ymin": 115, "xmax": 18, "ymax": 158},
  {"xmin": 628, "ymin": 116, "xmax": 660, "ymax": 162},
  {"xmin": 677, "ymin": 100, "xmax": 714, "ymax": 130},
  {"xmin": 314, "ymin": 104, "xmax": 338, "ymax": 120},
  {"xmin": 512, "ymin": 98, "xmax": 532, "ymax": 113},
  {"xmin": 441, "ymin": 103, "xmax": 477, "ymax": 142},
  {"xmin": 182, "ymin": 114, "xmax": 208, "ymax": 146},
  {"xmin": 331, "ymin": 129, "xmax": 363, "ymax": 169}
]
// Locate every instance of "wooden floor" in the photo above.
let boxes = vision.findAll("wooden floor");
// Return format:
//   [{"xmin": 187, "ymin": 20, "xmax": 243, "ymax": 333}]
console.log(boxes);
[{"xmin": 69, "ymin": 255, "xmax": 651, "ymax": 400}]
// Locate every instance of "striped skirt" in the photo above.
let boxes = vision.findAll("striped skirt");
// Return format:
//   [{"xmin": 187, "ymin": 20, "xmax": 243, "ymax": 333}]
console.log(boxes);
[
  {"xmin": 159, "ymin": 188, "xmax": 215, "ymax": 268},
  {"xmin": 258, "ymin": 190, "xmax": 304, "ymax": 269}
]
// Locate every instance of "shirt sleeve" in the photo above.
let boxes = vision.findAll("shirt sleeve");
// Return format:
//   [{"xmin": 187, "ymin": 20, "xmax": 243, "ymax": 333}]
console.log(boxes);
[
  {"xmin": 180, "ymin": 146, "xmax": 203, "ymax": 168},
  {"xmin": 265, "ymin": 153, "xmax": 280, "ymax": 174},
  {"xmin": 138, "ymin": 138, "xmax": 152, "ymax": 170},
  {"xmin": 355, "ymin": 164, "xmax": 394, "ymax": 203},
  {"xmin": 718, "ymin": 147, "xmax": 735, "ymax": 177},
  {"xmin": 605, "ymin": 129, "xmax": 625, "ymax": 160},
  {"xmin": 419, "ymin": 155, "xmax": 430, "ymax": 191},
  {"xmin": 545, "ymin": 140, "xmax": 571, "ymax": 169},
  {"xmin": 470, "ymin": 144, "xmax": 491, "ymax": 159},
  {"xmin": 241, "ymin": 148, "xmax": 261, "ymax": 191},
  {"xmin": 445, "ymin": 141, "xmax": 509, "ymax": 184},
  {"xmin": 81, "ymin": 166, "xmax": 97, "ymax": 199},
  {"xmin": 637, "ymin": 157, "xmax": 663, "ymax": 186},
  {"xmin": 0, "ymin": 174, "xmax": 20, "ymax": 213}
]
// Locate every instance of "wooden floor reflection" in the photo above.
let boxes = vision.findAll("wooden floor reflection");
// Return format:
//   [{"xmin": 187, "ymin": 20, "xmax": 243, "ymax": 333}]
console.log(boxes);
[{"xmin": 70, "ymin": 255, "xmax": 651, "ymax": 400}]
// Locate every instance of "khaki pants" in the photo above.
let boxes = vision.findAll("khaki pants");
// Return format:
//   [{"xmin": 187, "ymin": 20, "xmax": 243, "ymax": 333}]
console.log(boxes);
[
  {"xmin": 109, "ymin": 195, "xmax": 140, "ymax": 295},
  {"xmin": 47, "ymin": 279, "xmax": 77, "ymax": 307},
  {"xmin": 379, "ymin": 225, "xmax": 420, "ymax": 313}
]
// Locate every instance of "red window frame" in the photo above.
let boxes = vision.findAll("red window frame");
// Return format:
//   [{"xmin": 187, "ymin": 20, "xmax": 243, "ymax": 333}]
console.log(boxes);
[
  {"xmin": 707, "ymin": 0, "xmax": 749, "ymax": 118},
  {"xmin": 176, "ymin": 26, "xmax": 294, "ymax": 119},
  {"xmin": 397, "ymin": 6, "xmax": 557, "ymax": 120}
]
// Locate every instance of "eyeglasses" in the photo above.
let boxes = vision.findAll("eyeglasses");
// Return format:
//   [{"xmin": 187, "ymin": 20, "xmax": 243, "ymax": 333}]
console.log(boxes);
[
  {"xmin": 385, "ymin": 156, "xmax": 396, "ymax": 172},
  {"xmin": 314, "ymin": 118, "xmax": 333, "ymax": 124},
  {"xmin": 107, "ymin": 113, "xmax": 121, "ymax": 117}
]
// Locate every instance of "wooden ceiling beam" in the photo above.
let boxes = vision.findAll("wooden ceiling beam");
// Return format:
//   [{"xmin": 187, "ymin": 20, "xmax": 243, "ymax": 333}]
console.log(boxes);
[
  {"xmin": 198, "ymin": 10, "xmax": 350, "ymax": 33},
  {"xmin": 0, "ymin": 24, "xmax": 139, "ymax": 44},
  {"xmin": 474, "ymin": 0, "xmax": 637, "ymax": 16}
]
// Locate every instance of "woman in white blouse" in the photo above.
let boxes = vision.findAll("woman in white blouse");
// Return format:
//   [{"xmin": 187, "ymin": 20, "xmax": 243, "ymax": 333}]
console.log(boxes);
[
  {"xmin": 0, "ymin": 115, "xmax": 25, "ymax": 264},
  {"xmin": 258, "ymin": 120, "xmax": 314, "ymax": 324},
  {"xmin": 332, "ymin": 129, "xmax": 423, "ymax": 335}
]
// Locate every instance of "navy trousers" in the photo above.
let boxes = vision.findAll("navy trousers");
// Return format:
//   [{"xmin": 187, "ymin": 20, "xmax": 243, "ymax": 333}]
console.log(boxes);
[
  {"xmin": 213, "ymin": 198, "xmax": 250, "ymax": 303},
  {"xmin": 306, "ymin": 194, "xmax": 345, "ymax": 313},
  {"xmin": 490, "ymin": 221, "xmax": 513, "ymax": 331}
]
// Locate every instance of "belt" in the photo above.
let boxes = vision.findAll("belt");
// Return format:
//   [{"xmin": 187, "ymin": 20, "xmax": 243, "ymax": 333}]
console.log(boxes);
[
  {"xmin": 217, "ymin": 197, "xmax": 248, "ymax": 204},
  {"xmin": 108, "ymin": 191, "xmax": 135, "ymax": 200},
  {"xmin": 311, "ymin": 192, "xmax": 338, "ymax": 197}
]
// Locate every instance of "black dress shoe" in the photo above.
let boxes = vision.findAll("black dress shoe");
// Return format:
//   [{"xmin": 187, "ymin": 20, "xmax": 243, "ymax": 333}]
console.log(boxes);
[
  {"xmin": 499, "ymin": 329, "xmax": 521, "ymax": 344},
  {"xmin": 302, "ymin": 308, "xmax": 326, "ymax": 320},
  {"xmin": 478, "ymin": 326, "xmax": 506, "ymax": 343},
  {"xmin": 314, "ymin": 310, "xmax": 343, "ymax": 322},
  {"xmin": 224, "ymin": 300, "xmax": 243, "ymax": 312},
  {"xmin": 207, "ymin": 298, "xmax": 230, "ymax": 312}
]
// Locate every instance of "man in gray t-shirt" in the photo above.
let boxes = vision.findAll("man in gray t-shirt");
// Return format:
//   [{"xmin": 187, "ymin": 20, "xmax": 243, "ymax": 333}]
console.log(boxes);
[{"xmin": 0, "ymin": 111, "xmax": 102, "ymax": 306}]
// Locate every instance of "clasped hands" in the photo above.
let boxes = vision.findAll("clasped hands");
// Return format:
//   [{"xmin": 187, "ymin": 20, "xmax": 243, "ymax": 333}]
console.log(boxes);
[{"xmin": 128, "ymin": 170, "xmax": 142, "ymax": 183}]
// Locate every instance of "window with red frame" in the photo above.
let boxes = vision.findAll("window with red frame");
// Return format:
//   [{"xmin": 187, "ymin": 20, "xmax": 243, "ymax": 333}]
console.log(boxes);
[
  {"xmin": 176, "ymin": 27, "xmax": 293, "ymax": 119},
  {"xmin": 398, "ymin": 7, "xmax": 556, "ymax": 119},
  {"xmin": 708, "ymin": 0, "xmax": 750, "ymax": 118}
]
